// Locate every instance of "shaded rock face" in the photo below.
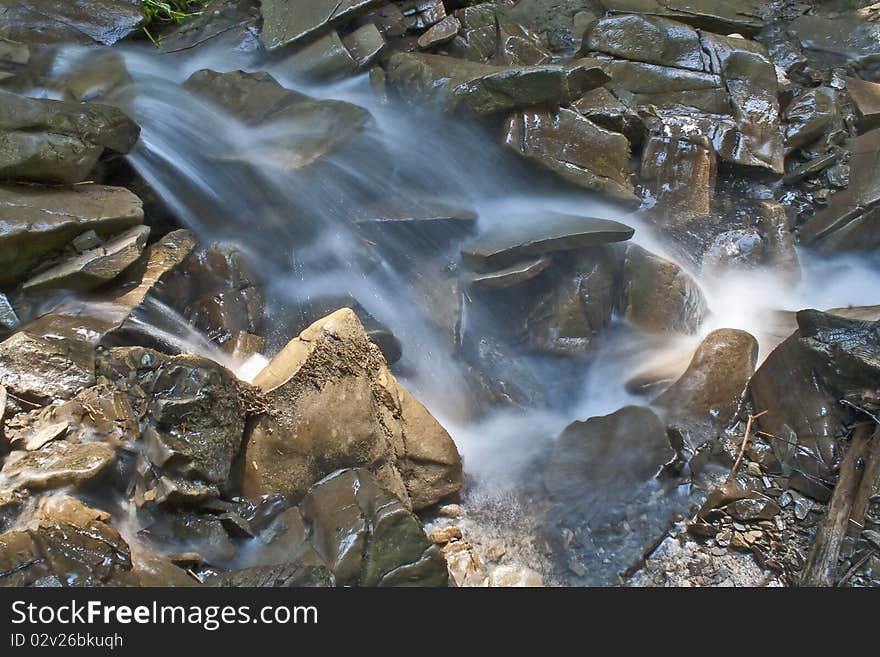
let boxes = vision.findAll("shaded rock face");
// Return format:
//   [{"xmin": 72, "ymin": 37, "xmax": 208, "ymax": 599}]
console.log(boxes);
[
  {"xmin": 0, "ymin": 496, "xmax": 136, "ymax": 586},
  {"xmin": 544, "ymin": 405, "xmax": 673, "ymax": 514},
  {"xmin": 385, "ymin": 52, "xmax": 609, "ymax": 115},
  {"xmin": 96, "ymin": 346, "xmax": 250, "ymax": 502},
  {"xmin": 587, "ymin": 16, "xmax": 783, "ymax": 174},
  {"xmin": 798, "ymin": 129, "xmax": 880, "ymax": 253},
  {"xmin": 787, "ymin": 13, "xmax": 880, "ymax": 69},
  {"xmin": 503, "ymin": 106, "xmax": 637, "ymax": 203},
  {"xmin": 0, "ymin": 0, "xmax": 145, "ymax": 47},
  {"xmin": 640, "ymin": 132, "xmax": 716, "ymax": 221},
  {"xmin": 300, "ymin": 468, "xmax": 448, "ymax": 586},
  {"xmin": 847, "ymin": 76, "xmax": 880, "ymax": 133},
  {"xmin": 655, "ymin": 328, "xmax": 758, "ymax": 426},
  {"xmin": 0, "ymin": 184, "xmax": 143, "ymax": 288},
  {"xmin": 0, "ymin": 89, "xmax": 140, "ymax": 184},
  {"xmin": 621, "ymin": 244, "xmax": 706, "ymax": 334},
  {"xmin": 783, "ymin": 86, "xmax": 838, "ymax": 149},
  {"xmin": 242, "ymin": 308, "xmax": 462, "ymax": 510},
  {"xmin": 159, "ymin": 0, "xmax": 261, "ymax": 56}
]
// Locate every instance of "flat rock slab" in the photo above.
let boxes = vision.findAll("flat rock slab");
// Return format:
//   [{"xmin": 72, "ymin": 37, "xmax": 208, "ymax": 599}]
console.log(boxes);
[
  {"xmin": 461, "ymin": 213, "xmax": 634, "ymax": 270},
  {"xmin": 0, "ymin": 441, "xmax": 116, "ymax": 491},
  {"xmin": 0, "ymin": 0, "xmax": 145, "ymax": 46},
  {"xmin": 259, "ymin": 0, "xmax": 384, "ymax": 50},
  {"xmin": 847, "ymin": 76, "xmax": 880, "ymax": 133},
  {"xmin": 599, "ymin": 0, "xmax": 764, "ymax": 35},
  {"xmin": 0, "ymin": 184, "xmax": 143, "ymax": 287},
  {"xmin": 788, "ymin": 14, "xmax": 880, "ymax": 67}
]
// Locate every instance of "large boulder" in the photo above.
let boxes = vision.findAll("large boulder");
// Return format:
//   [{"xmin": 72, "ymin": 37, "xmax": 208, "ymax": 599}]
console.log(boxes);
[
  {"xmin": 620, "ymin": 244, "xmax": 706, "ymax": 334},
  {"xmin": 385, "ymin": 52, "xmax": 608, "ymax": 115},
  {"xmin": 0, "ymin": 0, "xmax": 145, "ymax": 47},
  {"xmin": 544, "ymin": 405, "xmax": 673, "ymax": 511},
  {"xmin": 0, "ymin": 89, "xmax": 139, "ymax": 184},
  {"xmin": 597, "ymin": 0, "xmax": 765, "ymax": 35},
  {"xmin": 241, "ymin": 308, "xmax": 462, "ymax": 510},
  {"xmin": 0, "ymin": 184, "xmax": 143, "ymax": 287},
  {"xmin": 502, "ymin": 107, "xmax": 638, "ymax": 203},
  {"xmin": 639, "ymin": 131, "xmax": 716, "ymax": 221},
  {"xmin": 0, "ymin": 496, "xmax": 136, "ymax": 586},
  {"xmin": 654, "ymin": 328, "xmax": 758, "ymax": 425}
]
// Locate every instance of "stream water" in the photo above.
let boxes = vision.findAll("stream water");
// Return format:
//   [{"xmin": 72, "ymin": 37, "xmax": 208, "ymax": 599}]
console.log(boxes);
[{"xmin": 29, "ymin": 42, "xmax": 880, "ymax": 582}]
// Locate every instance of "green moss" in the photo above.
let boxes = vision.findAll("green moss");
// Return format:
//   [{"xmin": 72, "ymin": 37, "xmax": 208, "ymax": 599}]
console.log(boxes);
[{"xmin": 141, "ymin": 0, "xmax": 206, "ymax": 45}]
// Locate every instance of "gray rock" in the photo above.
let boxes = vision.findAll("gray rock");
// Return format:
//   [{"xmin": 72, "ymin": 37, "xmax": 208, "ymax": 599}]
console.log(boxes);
[
  {"xmin": 0, "ymin": 89, "xmax": 140, "ymax": 184},
  {"xmin": 21, "ymin": 225, "xmax": 150, "ymax": 293},
  {"xmin": 418, "ymin": 15, "xmax": 460, "ymax": 49},
  {"xmin": 586, "ymin": 14, "xmax": 707, "ymax": 71},
  {"xmin": 788, "ymin": 13, "xmax": 880, "ymax": 68},
  {"xmin": 798, "ymin": 129, "xmax": 880, "ymax": 252},
  {"xmin": 461, "ymin": 212, "xmax": 634, "ymax": 271},
  {"xmin": 259, "ymin": 0, "xmax": 384, "ymax": 51},
  {"xmin": 0, "ymin": 329, "xmax": 95, "ymax": 403},
  {"xmin": 544, "ymin": 405, "xmax": 673, "ymax": 506},
  {"xmin": 278, "ymin": 31, "xmax": 359, "ymax": 81},
  {"xmin": 159, "ymin": 0, "xmax": 260, "ymax": 55},
  {"xmin": 385, "ymin": 52, "xmax": 609, "ymax": 115},
  {"xmin": 598, "ymin": 0, "xmax": 764, "ymax": 35},
  {"xmin": 847, "ymin": 76, "xmax": 880, "ymax": 133},
  {"xmin": 0, "ymin": 184, "xmax": 143, "ymax": 287},
  {"xmin": 503, "ymin": 106, "xmax": 638, "ymax": 203},
  {"xmin": 342, "ymin": 23, "xmax": 384, "ymax": 66},
  {"xmin": 784, "ymin": 86, "xmax": 838, "ymax": 149},
  {"xmin": 0, "ymin": 0, "xmax": 145, "ymax": 46}
]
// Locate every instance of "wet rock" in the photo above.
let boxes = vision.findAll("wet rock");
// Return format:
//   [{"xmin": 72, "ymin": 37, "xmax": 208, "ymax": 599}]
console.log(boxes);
[
  {"xmin": 503, "ymin": 107, "xmax": 637, "ymax": 203},
  {"xmin": 797, "ymin": 309, "xmax": 880, "ymax": 417},
  {"xmin": 726, "ymin": 496, "xmax": 780, "ymax": 522},
  {"xmin": 620, "ymin": 244, "xmax": 706, "ymax": 334},
  {"xmin": 354, "ymin": 198, "xmax": 477, "ymax": 243},
  {"xmin": 749, "ymin": 330, "xmax": 841, "ymax": 500},
  {"xmin": 154, "ymin": 241, "xmax": 264, "ymax": 351},
  {"xmin": 500, "ymin": 0, "xmax": 594, "ymax": 51},
  {"xmin": 259, "ymin": 0, "xmax": 384, "ymax": 50},
  {"xmin": 640, "ymin": 132, "xmax": 715, "ymax": 221},
  {"xmin": 654, "ymin": 328, "xmax": 758, "ymax": 425},
  {"xmin": 586, "ymin": 14, "xmax": 707, "ymax": 71},
  {"xmin": 183, "ymin": 69, "xmax": 371, "ymax": 171},
  {"xmin": 570, "ymin": 87, "xmax": 645, "ymax": 142},
  {"xmin": 487, "ymin": 564, "xmax": 543, "ymax": 587},
  {"xmin": 385, "ymin": 52, "xmax": 609, "ymax": 115},
  {"xmin": 783, "ymin": 87, "xmax": 838, "ymax": 149},
  {"xmin": 544, "ymin": 405, "xmax": 673, "ymax": 509},
  {"xmin": 0, "ymin": 89, "xmax": 139, "ymax": 184},
  {"xmin": 460, "ymin": 335, "xmax": 549, "ymax": 409},
  {"xmin": 0, "ymin": 184, "xmax": 143, "ymax": 287},
  {"xmin": 446, "ymin": 4, "xmax": 498, "ymax": 62},
  {"xmin": 417, "ymin": 15, "xmax": 460, "ymax": 49},
  {"xmin": 96, "ymin": 346, "xmax": 249, "ymax": 491},
  {"xmin": 57, "ymin": 50, "xmax": 132, "ymax": 103},
  {"xmin": 846, "ymin": 76, "xmax": 880, "ymax": 133},
  {"xmin": 207, "ymin": 562, "xmax": 332, "ymax": 587},
  {"xmin": 279, "ymin": 31, "xmax": 360, "ymax": 81},
  {"xmin": 143, "ymin": 512, "xmax": 236, "ymax": 566},
  {"xmin": 598, "ymin": 0, "xmax": 764, "ymax": 36},
  {"xmin": 159, "ymin": 0, "xmax": 260, "ymax": 55},
  {"xmin": 0, "ymin": 328, "xmax": 95, "ymax": 403},
  {"xmin": 0, "ymin": 293, "xmax": 18, "ymax": 331},
  {"xmin": 798, "ymin": 129, "xmax": 880, "ymax": 253},
  {"xmin": 520, "ymin": 246, "xmax": 619, "ymax": 356},
  {"xmin": 494, "ymin": 22, "xmax": 552, "ymax": 66},
  {"xmin": 462, "ymin": 213, "xmax": 633, "ymax": 272},
  {"xmin": 0, "ymin": 441, "xmax": 115, "ymax": 491},
  {"xmin": 301, "ymin": 468, "xmax": 448, "ymax": 586},
  {"xmin": 400, "ymin": 0, "xmax": 445, "ymax": 32},
  {"xmin": 787, "ymin": 13, "xmax": 880, "ymax": 69},
  {"xmin": 343, "ymin": 23, "xmax": 385, "ymax": 66},
  {"xmin": 0, "ymin": 496, "xmax": 135, "ymax": 586},
  {"xmin": 0, "ymin": 0, "xmax": 145, "ymax": 47},
  {"xmin": 242, "ymin": 308, "xmax": 462, "ymax": 510},
  {"xmin": 21, "ymin": 225, "xmax": 150, "ymax": 294},
  {"xmin": 464, "ymin": 256, "xmax": 552, "ymax": 291}
]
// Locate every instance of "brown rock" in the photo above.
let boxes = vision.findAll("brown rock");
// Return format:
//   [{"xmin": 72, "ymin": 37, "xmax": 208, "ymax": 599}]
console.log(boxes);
[
  {"xmin": 241, "ymin": 308, "xmax": 462, "ymax": 510},
  {"xmin": 0, "ymin": 440, "xmax": 115, "ymax": 491},
  {"xmin": 640, "ymin": 132, "xmax": 716, "ymax": 221},
  {"xmin": 655, "ymin": 328, "xmax": 758, "ymax": 425}
]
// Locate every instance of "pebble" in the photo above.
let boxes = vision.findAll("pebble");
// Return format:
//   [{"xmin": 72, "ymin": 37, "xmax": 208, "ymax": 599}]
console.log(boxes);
[
  {"xmin": 429, "ymin": 526, "xmax": 463, "ymax": 544},
  {"xmin": 437, "ymin": 503, "xmax": 463, "ymax": 518}
]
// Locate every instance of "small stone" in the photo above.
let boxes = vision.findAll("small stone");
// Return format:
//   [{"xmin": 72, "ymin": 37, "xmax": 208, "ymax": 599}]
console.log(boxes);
[
  {"xmin": 487, "ymin": 565, "xmax": 542, "ymax": 587},
  {"xmin": 437, "ymin": 503, "xmax": 463, "ymax": 518},
  {"xmin": 428, "ymin": 526, "xmax": 463, "ymax": 544}
]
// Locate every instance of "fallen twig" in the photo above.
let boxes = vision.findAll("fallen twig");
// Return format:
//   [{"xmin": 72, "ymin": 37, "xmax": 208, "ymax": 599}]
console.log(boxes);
[{"xmin": 726, "ymin": 410, "xmax": 767, "ymax": 483}]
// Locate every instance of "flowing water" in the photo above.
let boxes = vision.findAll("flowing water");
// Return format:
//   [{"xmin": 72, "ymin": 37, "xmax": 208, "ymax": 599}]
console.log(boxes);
[{"xmin": 32, "ymin": 42, "xmax": 880, "ymax": 582}]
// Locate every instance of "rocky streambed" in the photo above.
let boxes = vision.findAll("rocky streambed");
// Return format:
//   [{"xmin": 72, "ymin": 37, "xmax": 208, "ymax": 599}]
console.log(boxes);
[{"xmin": 0, "ymin": 0, "xmax": 880, "ymax": 588}]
